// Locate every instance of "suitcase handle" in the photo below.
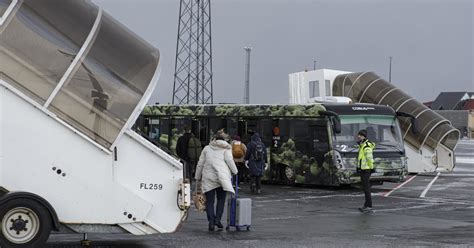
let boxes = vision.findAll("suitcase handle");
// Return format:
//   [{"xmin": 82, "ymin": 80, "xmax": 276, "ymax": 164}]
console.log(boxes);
[{"xmin": 233, "ymin": 174, "xmax": 238, "ymax": 197}]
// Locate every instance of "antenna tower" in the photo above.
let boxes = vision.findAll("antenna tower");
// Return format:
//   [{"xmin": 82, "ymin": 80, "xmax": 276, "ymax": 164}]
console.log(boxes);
[{"xmin": 172, "ymin": 0, "xmax": 213, "ymax": 104}]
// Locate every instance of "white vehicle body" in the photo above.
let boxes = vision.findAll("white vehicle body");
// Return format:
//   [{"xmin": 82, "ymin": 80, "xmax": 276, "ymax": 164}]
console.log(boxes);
[{"xmin": 0, "ymin": 0, "xmax": 190, "ymax": 246}]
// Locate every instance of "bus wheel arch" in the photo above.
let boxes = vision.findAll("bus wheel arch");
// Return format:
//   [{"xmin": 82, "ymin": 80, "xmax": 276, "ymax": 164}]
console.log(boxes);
[
  {"xmin": 0, "ymin": 198, "xmax": 53, "ymax": 247},
  {"xmin": 280, "ymin": 164, "xmax": 296, "ymax": 184}
]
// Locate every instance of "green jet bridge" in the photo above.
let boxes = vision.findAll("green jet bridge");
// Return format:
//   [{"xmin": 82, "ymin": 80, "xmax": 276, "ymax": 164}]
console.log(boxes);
[{"xmin": 333, "ymin": 72, "xmax": 460, "ymax": 173}]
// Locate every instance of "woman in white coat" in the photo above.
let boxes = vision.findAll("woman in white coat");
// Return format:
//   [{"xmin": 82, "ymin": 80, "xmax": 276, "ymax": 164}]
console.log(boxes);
[{"xmin": 195, "ymin": 130, "xmax": 238, "ymax": 231}]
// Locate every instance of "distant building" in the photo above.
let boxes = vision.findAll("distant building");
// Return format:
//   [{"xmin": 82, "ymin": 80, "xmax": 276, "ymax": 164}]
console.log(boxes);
[
  {"xmin": 429, "ymin": 92, "xmax": 474, "ymax": 110},
  {"xmin": 436, "ymin": 110, "xmax": 470, "ymax": 138},
  {"xmin": 426, "ymin": 92, "xmax": 474, "ymax": 139},
  {"xmin": 288, "ymin": 69, "xmax": 351, "ymax": 104}
]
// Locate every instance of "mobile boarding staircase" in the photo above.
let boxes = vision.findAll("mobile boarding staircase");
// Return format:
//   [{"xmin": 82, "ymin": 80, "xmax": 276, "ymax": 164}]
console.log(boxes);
[{"xmin": 333, "ymin": 72, "xmax": 460, "ymax": 173}]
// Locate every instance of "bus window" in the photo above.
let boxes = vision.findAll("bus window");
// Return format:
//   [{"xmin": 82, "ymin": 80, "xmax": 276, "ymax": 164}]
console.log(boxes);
[
  {"xmin": 260, "ymin": 119, "xmax": 273, "ymax": 145},
  {"xmin": 158, "ymin": 118, "xmax": 171, "ymax": 149},
  {"xmin": 246, "ymin": 119, "xmax": 258, "ymax": 136},
  {"xmin": 191, "ymin": 119, "xmax": 200, "ymax": 138},
  {"xmin": 276, "ymin": 119, "xmax": 290, "ymax": 144},
  {"xmin": 149, "ymin": 118, "xmax": 160, "ymax": 141},
  {"xmin": 382, "ymin": 125, "xmax": 398, "ymax": 144},
  {"xmin": 169, "ymin": 118, "xmax": 192, "ymax": 153},
  {"xmin": 290, "ymin": 120, "xmax": 311, "ymax": 152},
  {"xmin": 334, "ymin": 115, "xmax": 403, "ymax": 152},
  {"xmin": 240, "ymin": 119, "xmax": 258, "ymax": 144},
  {"xmin": 311, "ymin": 121, "xmax": 330, "ymax": 152},
  {"xmin": 238, "ymin": 120, "xmax": 250, "ymax": 143},
  {"xmin": 226, "ymin": 118, "xmax": 238, "ymax": 139},
  {"xmin": 209, "ymin": 117, "xmax": 226, "ymax": 138},
  {"xmin": 197, "ymin": 117, "xmax": 209, "ymax": 145}
]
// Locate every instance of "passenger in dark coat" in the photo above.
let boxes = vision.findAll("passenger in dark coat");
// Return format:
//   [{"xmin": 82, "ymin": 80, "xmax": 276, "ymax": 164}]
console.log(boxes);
[
  {"xmin": 176, "ymin": 126, "xmax": 193, "ymax": 179},
  {"xmin": 244, "ymin": 133, "xmax": 267, "ymax": 194}
]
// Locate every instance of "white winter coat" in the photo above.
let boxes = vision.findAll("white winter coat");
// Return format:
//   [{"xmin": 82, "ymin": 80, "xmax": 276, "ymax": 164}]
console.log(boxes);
[{"xmin": 195, "ymin": 139, "xmax": 238, "ymax": 193}]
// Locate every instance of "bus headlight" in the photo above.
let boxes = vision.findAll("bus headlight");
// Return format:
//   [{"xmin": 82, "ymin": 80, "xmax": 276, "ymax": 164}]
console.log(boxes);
[
  {"xmin": 340, "ymin": 157, "xmax": 357, "ymax": 169},
  {"xmin": 334, "ymin": 151, "xmax": 344, "ymax": 169}
]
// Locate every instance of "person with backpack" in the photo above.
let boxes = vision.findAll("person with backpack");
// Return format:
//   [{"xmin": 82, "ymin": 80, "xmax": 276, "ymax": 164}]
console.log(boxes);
[
  {"xmin": 176, "ymin": 126, "xmax": 202, "ymax": 179},
  {"xmin": 244, "ymin": 132, "xmax": 267, "ymax": 194},
  {"xmin": 356, "ymin": 129, "xmax": 376, "ymax": 213},
  {"xmin": 231, "ymin": 135, "xmax": 247, "ymax": 187}
]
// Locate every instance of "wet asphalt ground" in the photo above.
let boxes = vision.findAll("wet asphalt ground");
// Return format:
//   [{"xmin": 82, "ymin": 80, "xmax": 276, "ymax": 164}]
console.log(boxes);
[{"xmin": 46, "ymin": 140, "xmax": 474, "ymax": 248}]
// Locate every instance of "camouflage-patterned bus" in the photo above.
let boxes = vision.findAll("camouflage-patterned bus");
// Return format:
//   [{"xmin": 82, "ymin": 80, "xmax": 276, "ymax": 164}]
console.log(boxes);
[{"xmin": 136, "ymin": 103, "xmax": 408, "ymax": 186}]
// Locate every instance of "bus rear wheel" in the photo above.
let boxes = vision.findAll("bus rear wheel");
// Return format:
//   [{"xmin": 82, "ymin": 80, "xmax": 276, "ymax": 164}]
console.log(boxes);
[
  {"xmin": 0, "ymin": 198, "xmax": 52, "ymax": 248},
  {"xmin": 282, "ymin": 165, "xmax": 296, "ymax": 185}
]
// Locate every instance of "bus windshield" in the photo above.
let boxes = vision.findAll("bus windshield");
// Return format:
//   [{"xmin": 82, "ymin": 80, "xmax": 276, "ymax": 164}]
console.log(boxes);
[{"xmin": 333, "ymin": 115, "xmax": 403, "ymax": 153}]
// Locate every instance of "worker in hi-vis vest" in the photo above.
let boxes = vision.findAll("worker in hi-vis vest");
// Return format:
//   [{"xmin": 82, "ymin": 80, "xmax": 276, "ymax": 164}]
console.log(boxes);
[{"xmin": 356, "ymin": 129, "xmax": 376, "ymax": 213}]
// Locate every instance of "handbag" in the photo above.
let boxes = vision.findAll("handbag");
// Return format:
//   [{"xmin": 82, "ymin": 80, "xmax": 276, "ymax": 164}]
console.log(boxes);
[{"xmin": 192, "ymin": 182, "xmax": 206, "ymax": 212}]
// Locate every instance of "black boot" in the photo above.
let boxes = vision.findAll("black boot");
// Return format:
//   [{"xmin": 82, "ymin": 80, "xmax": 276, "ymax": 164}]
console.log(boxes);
[
  {"xmin": 215, "ymin": 221, "xmax": 223, "ymax": 229},
  {"xmin": 208, "ymin": 224, "xmax": 215, "ymax": 231}
]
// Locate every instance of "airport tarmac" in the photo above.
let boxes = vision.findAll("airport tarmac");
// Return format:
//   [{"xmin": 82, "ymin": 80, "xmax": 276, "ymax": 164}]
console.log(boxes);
[{"xmin": 46, "ymin": 140, "xmax": 474, "ymax": 247}]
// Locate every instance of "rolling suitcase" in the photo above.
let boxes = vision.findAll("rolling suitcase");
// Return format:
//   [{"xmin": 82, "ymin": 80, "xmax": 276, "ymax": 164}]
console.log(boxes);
[{"xmin": 226, "ymin": 174, "xmax": 251, "ymax": 231}]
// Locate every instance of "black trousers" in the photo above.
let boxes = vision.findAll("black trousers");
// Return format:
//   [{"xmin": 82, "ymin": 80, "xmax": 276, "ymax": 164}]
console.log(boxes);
[
  {"xmin": 205, "ymin": 187, "xmax": 227, "ymax": 225},
  {"xmin": 251, "ymin": 176, "xmax": 262, "ymax": 190},
  {"xmin": 235, "ymin": 161, "xmax": 247, "ymax": 184},
  {"xmin": 360, "ymin": 170, "xmax": 372, "ymax": 208},
  {"xmin": 182, "ymin": 160, "xmax": 195, "ymax": 180}
]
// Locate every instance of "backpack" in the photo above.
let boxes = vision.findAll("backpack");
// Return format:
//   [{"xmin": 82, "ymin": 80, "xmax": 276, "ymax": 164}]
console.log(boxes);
[
  {"xmin": 187, "ymin": 135, "xmax": 202, "ymax": 163},
  {"xmin": 253, "ymin": 141, "xmax": 264, "ymax": 162},
  {"xmin": 232, "ymin": 142, "xmax": 244, "ymax": 158}
]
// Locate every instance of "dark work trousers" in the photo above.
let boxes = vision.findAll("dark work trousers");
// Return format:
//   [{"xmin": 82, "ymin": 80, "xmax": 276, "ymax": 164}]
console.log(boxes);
[
  {"xmin": 252, "ymin": 176, "xmax": 262, "ymax": 190},
  {"xmin": 205, "ymin": 187, "xmax": 227, "ymax": 225},
  {"xmin": 360, "ymin": 170, "xmax": 372, "ymax": 208},
  {"xmin": 182, "ymin": 161, "xmax": 195, "ymax": 180}
]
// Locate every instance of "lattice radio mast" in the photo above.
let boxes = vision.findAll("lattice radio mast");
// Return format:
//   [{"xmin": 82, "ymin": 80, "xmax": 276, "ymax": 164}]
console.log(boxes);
[{"xmin": 172, "ymin": 0, "xmax": 213, "ymax": 104}]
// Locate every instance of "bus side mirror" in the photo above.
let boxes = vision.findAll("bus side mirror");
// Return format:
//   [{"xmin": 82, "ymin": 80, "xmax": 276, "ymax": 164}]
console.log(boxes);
[
  {"xmin": 333, "ymin": 118, "xmax": 341, "ymax": 134},
  {"xmin": 396, "ymin": 111, "xmax": 418, "ymax": 135},
  {"xmin": 319, "ymin": 111, "xmax": 341, "ymax": 134}
]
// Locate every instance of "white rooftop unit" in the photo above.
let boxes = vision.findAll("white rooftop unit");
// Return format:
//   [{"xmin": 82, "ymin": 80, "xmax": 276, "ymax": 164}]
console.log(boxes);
[{"xmin": 288, "ymin": 69, "xmax": 351, "ymax": 104}]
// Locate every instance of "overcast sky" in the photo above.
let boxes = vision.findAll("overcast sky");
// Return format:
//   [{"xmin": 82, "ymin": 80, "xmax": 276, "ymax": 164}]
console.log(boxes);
[{"xmin": 93, "ymin": 0, "xmax": 473, "ymax": 104}]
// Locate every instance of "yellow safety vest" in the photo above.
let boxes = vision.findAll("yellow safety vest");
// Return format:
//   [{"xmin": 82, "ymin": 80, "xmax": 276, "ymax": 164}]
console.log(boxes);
[{"xmin": 358, "ymin": 139, "xmax": 375, "ymax": 170}]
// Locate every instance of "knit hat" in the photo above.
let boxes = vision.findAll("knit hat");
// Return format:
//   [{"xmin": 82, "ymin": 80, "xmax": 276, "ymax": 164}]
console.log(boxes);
[
  {"xmin": 358, "ymin": 129, "xmax": 368, "ymax": 138},
  {"xmin": 233, "ymin": 135, "xmax": 241, "ymax": 141}
]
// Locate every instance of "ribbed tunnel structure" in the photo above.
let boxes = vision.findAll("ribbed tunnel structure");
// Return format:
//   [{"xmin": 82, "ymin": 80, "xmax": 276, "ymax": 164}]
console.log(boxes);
[{"xmin": 332, "ymin": 72, "xmax": 460, "ymax": 155}]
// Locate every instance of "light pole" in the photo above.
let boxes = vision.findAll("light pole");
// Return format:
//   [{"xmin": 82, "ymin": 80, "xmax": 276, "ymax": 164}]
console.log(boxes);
[
  {"xmin": 313, "ymin": 60, "xmax": 317, "ymax": 70},
  {"xmin": 244, "ymin": 47, "xmax": 252, "ymax": 104},
  {"xmin": 389, "ymin": 56, "xmax": 392, "ymax": 83}
]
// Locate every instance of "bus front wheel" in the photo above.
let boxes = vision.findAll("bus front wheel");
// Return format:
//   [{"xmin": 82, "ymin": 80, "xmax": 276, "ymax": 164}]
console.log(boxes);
[{"xmin": 0, "ymin": 198, "xmax": 52, "ymax": 248}]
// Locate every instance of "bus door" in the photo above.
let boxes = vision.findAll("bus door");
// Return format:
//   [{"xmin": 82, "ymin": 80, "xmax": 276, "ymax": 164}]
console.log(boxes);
[
  {"xmin": 226, "ymin": 118, "xmax": 238, "ymax": 139},
  {"xmin": 237, "ymin": 120, "xmax": 247, "ymax": 140},
  {"xmin": 285, "ymin": 118, "xmax": 331, "ymax": 184},
  {"xmin": 309, "ymin": 119, "xmax": 332, "ymax": 184},
  {"xmin": 191, "ymin": 118, "xmax": 200, "ymax": 138},
  {"xmin": 209, "ymin": 117, "xmax": 226, "ymax": 141},
  {"xmin": 195, "ymin": 117, "xmax": 209, "ymax": 145},
  {"xmin": 240, "ymin": 119, "xmax": 258, "ymax": 144}
]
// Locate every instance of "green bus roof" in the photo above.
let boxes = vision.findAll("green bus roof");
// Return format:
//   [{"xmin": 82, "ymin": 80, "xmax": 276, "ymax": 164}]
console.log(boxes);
[{"xmin": 142, "ymin": 104, "xmax": 327, "ymax": 118}]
